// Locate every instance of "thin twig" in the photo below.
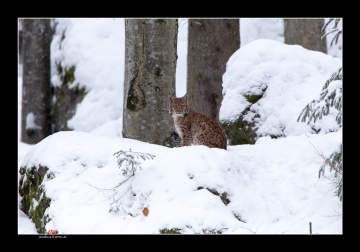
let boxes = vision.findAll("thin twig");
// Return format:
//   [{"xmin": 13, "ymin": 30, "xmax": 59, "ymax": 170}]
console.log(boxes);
[
  {"xmin": 322, "ymin": 204, "xmax": 342, "ymax": 218},
  {"xmin": 309, "ymin": 142, "xmax": 342, "ymax": 175},
  {"xmin": 84, "ymin": 174, "xmax": 133, "ymax": 191},
  {"xmin": 110, "ymin": 185, "xmax": 133, "ymax": 205},
  {"xmin": 241, "ymin": 225, "xmax": 260, "ymax": 234}
]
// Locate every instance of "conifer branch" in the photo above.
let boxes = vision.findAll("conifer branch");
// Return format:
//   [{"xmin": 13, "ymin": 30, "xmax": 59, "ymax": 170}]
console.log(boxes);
[{"xmin": 310, "ymin": 142, "xmax": 342, "ymax": 176}]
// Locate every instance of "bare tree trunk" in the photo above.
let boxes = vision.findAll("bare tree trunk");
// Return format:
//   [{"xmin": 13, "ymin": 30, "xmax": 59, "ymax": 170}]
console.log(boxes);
[
  {"xmin": 123, "ymin": 19, "xmax": 178, "ymax": 147},
  {"xmin": 187, "ymin": 19, "xmax": 240, "ymax": 123},
  {"xmin": 284, "ymin": 18, "xmax": 327, "ymax": 54},
  {"xmin": 21, "ymin": 19, "xmax": 52, "ymax": 144},
  {"xmin": 18, "ymin": 19, "xmax": 24, "ymax": 65}
]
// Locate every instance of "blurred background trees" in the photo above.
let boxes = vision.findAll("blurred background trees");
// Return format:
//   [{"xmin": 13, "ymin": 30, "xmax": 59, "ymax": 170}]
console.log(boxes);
[
  {"xmin": 284, "ymin": 18, "xmax": 327, "ymax": 53},
  {"xmin": 21, "ymin": 19, "xmax": 52, "ymax": 144},
  {"xmin": 186, "ymin": 19, "xmax": 240, "ymax": 123}
]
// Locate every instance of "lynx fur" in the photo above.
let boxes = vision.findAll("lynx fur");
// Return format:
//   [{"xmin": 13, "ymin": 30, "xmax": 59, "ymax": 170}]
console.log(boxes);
[{"xmin": 168, "ymin": 93, "xmax": 227, "ymax": 150}]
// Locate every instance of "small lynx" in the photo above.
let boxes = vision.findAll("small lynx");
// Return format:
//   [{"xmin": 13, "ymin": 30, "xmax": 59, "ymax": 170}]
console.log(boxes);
[{"xmin": 168, "ymin": 93, "xmax": 227, "ymax": 150}]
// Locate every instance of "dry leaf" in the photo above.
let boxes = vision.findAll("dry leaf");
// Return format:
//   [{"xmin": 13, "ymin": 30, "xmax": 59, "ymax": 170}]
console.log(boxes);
[{"xmin": 142, "ymin": 207, "xmax": 149, "ymax": 216}]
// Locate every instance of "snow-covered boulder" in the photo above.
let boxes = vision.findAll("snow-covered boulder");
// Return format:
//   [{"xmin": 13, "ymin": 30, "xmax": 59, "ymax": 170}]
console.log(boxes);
[
  {"xmin": 220, "ymin": 39, "xmax": 342, "ymax": 144},
  {"xmin": 19, "ymin": 130, "xmax": 342, "ymax": 234}
]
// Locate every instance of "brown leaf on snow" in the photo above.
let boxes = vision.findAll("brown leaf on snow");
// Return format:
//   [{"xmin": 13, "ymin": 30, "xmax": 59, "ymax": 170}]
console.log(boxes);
[{"xmin": 142, "ymin": 207, "xmax": 149, "ymax": 216}]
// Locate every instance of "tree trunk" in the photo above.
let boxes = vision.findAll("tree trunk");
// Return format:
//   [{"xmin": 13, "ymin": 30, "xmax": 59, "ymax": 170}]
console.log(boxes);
[
  {"xmin": 18, "ymin": 19, "xmax": 24, "ymax": 65},
  {"xmin": 123, "ymin": 19, "xmax": 178, "ymax": 147},
  {"xmin": 187, "ymin": 19, "xmax": 240, "ymax": 123},
  {"xmin": 21, "ymin": 19, "xmax": 52, "ymax": 144},
  {"xmin": 284, "ymin": 18, "xmax": 327, "ymax": 54}
]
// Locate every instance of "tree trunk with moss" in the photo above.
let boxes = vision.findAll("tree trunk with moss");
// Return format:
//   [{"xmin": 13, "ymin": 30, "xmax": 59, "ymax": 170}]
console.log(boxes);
[
  {"xmin": 123, "ymin": 19, "xmax": 178, "ymax": 147},
  {"xmin": 187, "ymin": 19, "xmax": 240, "ymax": 123},
  {"xmin": 284, "ymin": 19, "xmax": 327, "ymax": 54},
  {"xmin": 21, "ymin": 19, "xmax": 52, "ymax": 144}
]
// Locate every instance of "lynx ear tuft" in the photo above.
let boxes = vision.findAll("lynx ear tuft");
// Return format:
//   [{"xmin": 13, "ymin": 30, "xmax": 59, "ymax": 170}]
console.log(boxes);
[{"xmin": 183, "ymin": 93, "xmax": 188, "ymax": 101}]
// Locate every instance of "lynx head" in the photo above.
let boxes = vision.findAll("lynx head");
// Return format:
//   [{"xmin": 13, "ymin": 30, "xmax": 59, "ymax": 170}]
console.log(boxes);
[{"xmin": 168, "ymin": 93, "xmax": 190, "ymax": 117}]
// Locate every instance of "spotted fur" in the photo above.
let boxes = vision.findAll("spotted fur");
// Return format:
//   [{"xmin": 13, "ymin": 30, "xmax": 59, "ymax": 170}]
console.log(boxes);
[{"xmin": 169, "ymin": 93, "xmax": 227, "ymax": 150}]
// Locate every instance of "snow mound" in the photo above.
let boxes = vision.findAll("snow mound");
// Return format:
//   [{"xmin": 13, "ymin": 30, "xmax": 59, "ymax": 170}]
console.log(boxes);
[{"xmin": 220, "ymin": 39, "xmax": 342, "ymax": 137}]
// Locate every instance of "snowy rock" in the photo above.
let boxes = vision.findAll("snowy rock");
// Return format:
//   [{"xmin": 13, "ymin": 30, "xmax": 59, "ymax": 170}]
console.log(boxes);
[{"xmin": 220, "ymin": 39, "xmax": 342, "ymax": 144}]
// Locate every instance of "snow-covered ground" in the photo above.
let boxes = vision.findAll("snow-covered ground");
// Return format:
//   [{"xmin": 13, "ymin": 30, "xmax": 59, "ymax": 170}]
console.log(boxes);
[{"xmin": 19, "ymin": 129, "xmax": 341, "ymax": 234}]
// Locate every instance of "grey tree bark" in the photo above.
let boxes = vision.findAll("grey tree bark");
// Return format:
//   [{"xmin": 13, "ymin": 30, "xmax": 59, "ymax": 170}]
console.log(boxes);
[
  {"xmin": 284, "ymin": 18, "xmax": 327, "ymax": 54},
  {"xmin": 18, "ymin": 19, "xmax": 24, "ymax": 64},
  {"xmin": 21, "ymin": 19, "xmax": 52, "ymax": 144},
  {"xmin": 123, "ymin": 19, "xmax": 178, "ymax": 147},
  {"xmin": 187, "ymin": 19, "xmax": 240, "ymax": 122}
]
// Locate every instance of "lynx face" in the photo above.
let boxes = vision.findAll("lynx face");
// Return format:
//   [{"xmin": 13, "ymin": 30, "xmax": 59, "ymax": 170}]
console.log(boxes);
[{"xmin": 168, "ymin": 94, "xmax": 190, "ymax": 117}]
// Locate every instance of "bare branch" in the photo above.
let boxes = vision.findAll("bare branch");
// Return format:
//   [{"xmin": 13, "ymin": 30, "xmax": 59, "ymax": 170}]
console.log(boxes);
[
  {"xmin": 309, "ymin": 142, "xmax": 342, "ymax": 175},
  {"xmin": 241, "ymin": 225, "xmax": 260, "ymax": 234},
  {"xmin": 84, "ymin": 174, "xmax": 134, "ymax": 191}
]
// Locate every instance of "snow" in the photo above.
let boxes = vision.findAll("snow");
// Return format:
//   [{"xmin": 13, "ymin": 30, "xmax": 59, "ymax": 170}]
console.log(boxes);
[
  {"xmin": 240, "ymin": 18, "xmax": 284, "ymax": 46},
  {"xmin": 19, "ymin": 130, "xmax": 342, "ymax": 234},
  {"xmin": 18, "ymin": 18, "xmax": 342, "ymax": 235},
  {"xmin": 25, "ymin": 112, "xmax": 41, "ymax": 130},
  {"xmin": 176, "ymin": 19, "xmax": 188, "ymax": 97},
  {"xmin": 219, "ymin": 39, "xmax": 342, "ymax": 137},
  {"xmin": 324, "ymin": 18, "xmax": 342, "ymax": 59},
  {"xmin": 51, "ymin": 18, "xmax": 125, "ymax": 134}
]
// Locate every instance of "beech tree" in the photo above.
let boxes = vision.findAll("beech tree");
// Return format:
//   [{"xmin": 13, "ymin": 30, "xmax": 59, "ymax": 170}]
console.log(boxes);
[
  {"xmin": 284, "ymin": 18, "xmax": 327, "ymax": 53},
  {"xmin": 21, "ymin": 19, "xmax": 52, "ymax": 144},
  {"xmin": 187, "ymin": 19, "xmax": 240, "ymax": 122},
  {"xmin": 18, "ymin": 19, "xmax": 23, "ymax": 64},
  {"xmin": 122, "ymin": 19, "xmax": 178, "ymax": 147}
]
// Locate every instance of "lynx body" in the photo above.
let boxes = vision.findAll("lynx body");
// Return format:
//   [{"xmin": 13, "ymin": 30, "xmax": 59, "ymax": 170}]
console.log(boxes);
[{"xmin": 169, "ymin": 93, "xmax": 227, "ymax": 150}]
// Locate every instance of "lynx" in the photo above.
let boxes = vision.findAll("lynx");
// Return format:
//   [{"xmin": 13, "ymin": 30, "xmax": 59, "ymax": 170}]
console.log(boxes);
[{"xmin": 168, "ymin": 93, "xmax": 227, "ymax": 150}]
